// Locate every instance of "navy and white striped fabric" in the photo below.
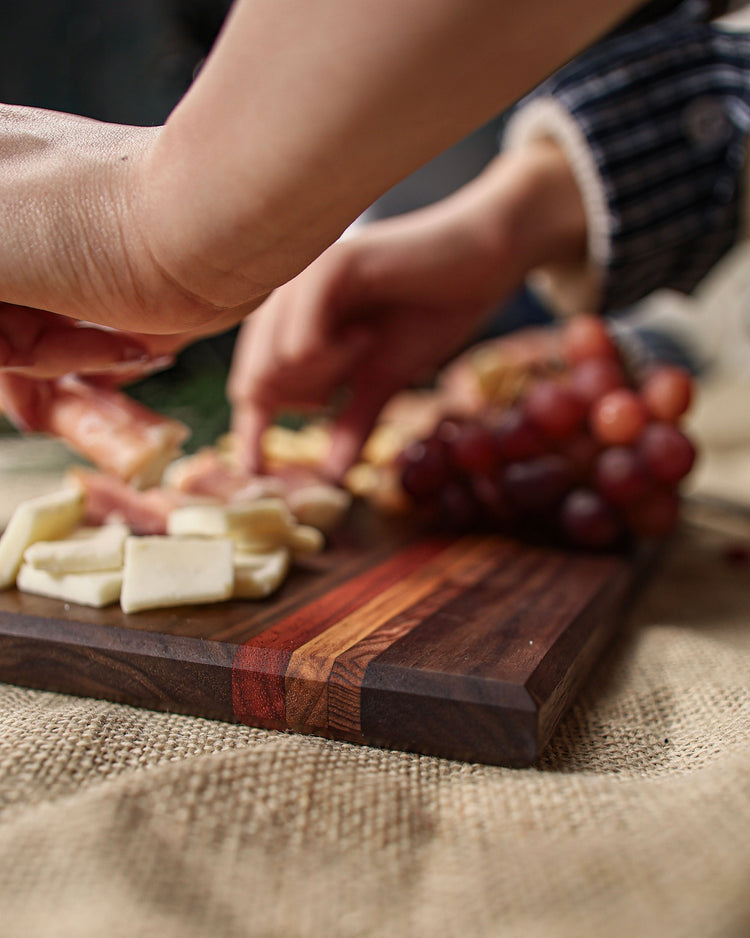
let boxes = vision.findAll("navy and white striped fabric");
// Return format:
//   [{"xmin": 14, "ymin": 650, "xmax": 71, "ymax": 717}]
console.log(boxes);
[{"xmin": 516, "ymin": 0, "xmax": 750, "ymax": 312}]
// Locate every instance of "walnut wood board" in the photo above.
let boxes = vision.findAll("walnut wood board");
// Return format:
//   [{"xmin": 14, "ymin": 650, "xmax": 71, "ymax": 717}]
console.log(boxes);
[{"xmin": 0, "ymin": 508, "xmax": 638, "ymax": 766}]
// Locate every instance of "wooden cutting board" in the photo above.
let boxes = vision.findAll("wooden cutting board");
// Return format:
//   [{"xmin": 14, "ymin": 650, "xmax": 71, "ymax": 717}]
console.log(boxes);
[{"xmin": 0, "ymin": 506, "xmax": 637, "ymax": 766}]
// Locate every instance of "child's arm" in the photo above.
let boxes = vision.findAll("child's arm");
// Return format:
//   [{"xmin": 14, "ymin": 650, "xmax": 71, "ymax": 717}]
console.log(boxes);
[{"xmin": 228, "ymin": 141, "xmax": 587, "ymax": 477}]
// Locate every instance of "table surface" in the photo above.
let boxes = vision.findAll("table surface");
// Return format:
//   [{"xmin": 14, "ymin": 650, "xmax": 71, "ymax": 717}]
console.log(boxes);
[{"xmin": 0, "ymin": 410, "xmax": 748, "ymax": 938}]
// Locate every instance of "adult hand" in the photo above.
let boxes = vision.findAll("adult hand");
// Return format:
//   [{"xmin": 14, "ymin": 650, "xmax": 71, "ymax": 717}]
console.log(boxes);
[{"xmin": 0, "ymin": 105, "xmax": 260, "ymax": 341}]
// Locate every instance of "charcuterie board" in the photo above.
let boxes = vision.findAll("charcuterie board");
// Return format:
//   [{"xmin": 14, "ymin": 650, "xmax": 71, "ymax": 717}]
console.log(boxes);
[{"xmin": 0, "ymin": 505, "xmax": 637, "ymax": 766}]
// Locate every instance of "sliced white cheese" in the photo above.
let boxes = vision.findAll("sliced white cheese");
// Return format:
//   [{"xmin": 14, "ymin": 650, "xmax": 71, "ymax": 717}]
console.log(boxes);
[
  {"xmin": 120, "ymin": 535, "xmax": 234, "ymax": 613},
  {"xmin": 23, "ymin": 522, "xmax": 130, "ymax": 574},
  {"xmin": 168, "ymin": 497, "xmax": 324, "ymax": 555},
  {"xmin": 229, "ymin": 497, "xmax": 296, "ymax": 546},
  {"xmin": 287, "ymin": 524, "xmax": 325, "ymax": 555},
  {"xmin": 17, "ymin": 564, "xmax": 122, "ymax": 608},
  {"xmin": 166, "ymin": 504, "xmax": 231, "ymax": 538},
  {"xmin": 233, "ymin": 547, "xmax": 291, "ymax": 599},
  {"xmin": 286, "ymin": 484, "xmax": 352, "ymax": 534},
  {"xmin": 0, "ymin": 487, "xmax": 84, "ymax": 590},
  {"xmin": 230, "ymin": 498, "xmax": 324, "ymax": 554}
]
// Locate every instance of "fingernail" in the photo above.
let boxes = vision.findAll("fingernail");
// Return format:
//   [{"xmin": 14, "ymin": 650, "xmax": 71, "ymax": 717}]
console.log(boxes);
[
  {"xmin": 131, "ymin": 355, "xmax": 175, "ymax": 377},
  {"xmin": 122, "ymin": 345, "xmax": 150, "ymax": 362},
  {"xmin": 97, "ymin": 354, "xmax": 173, "ymax": 375}
]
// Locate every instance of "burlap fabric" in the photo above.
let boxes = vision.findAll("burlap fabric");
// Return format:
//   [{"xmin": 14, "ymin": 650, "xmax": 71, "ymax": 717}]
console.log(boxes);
[{"xmin": 0, "ymin": 432, "xmax": 748, "ymax": 938}]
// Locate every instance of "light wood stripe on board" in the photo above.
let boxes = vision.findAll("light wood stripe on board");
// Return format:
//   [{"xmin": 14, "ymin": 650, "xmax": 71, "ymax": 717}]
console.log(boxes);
[
  {"xmin": 283, "ymin": 536, "xmax": 501, "ymax": 732},
  {"xmin": 327, "ymin": 537, "xmax": 506, "ymax": 740},
  {"xmin": 231, "ymin": 537, "xmax": 449, "ymax": 726}
]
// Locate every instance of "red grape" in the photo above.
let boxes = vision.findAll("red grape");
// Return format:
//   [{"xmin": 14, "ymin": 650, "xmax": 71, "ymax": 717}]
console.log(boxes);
[
  {"xmin": 559, "ymin": 488, "xmax": 621, "ymax": 548},
  {"xmin": 590, "ymin": 389, "xmax": 648, "ymax": 445},
  {"xmin": 641, "ymin": 366, "xmax": 693, "ymax": 422},
  {"xmin": 625, "ymin": 489, "xmax": 680, "ymax": 538},
  {"xmin": 443, "ymin": 419, "xmax": 500, "ymax": 475},
  {"xmin": 471, "ymin": 472, "xmax": 514, "ymax": 524},
  {"xmin": 523, "ymin": 379, "xmax": 587, "ymax": 439},
  {"xmin": 399, "ymin": 437, "xmax": 450, "ymax": 501},
  {"xmin": 562, "ymin": 314, "xmax": 618, "ymax": 364},
  {"xmin": 570, "ymin": 358, "xmax": 626, "ymax": 408},
  {"xmin": 593, "ymin": 446, "xmax": 650, "ymax": 506},
  {"xmin": 638, "ymin": 423, "xmax": 696, "ymax": 484},
  {"xmin": 489, "ymin": 408, "xmax": 546, "ymax": 461},
  {"xmin": 557, "ymin": 433, "xmax": 601, "ymax": 480},
  {"xmin": 395, "ymin": 330, "xmax": 697, "ymax": 549},
  {"xmin": 436, "ymin": 480, "xmax": 481, "ymax": 530},
  {"xmin": 503, "ymin": 454, "xmax": 574, "ymax": 512}
]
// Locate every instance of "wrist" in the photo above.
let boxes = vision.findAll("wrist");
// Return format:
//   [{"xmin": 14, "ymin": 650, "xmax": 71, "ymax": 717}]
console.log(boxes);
[{"xmin": 491, "ymin": 142, "xmax": 587, "ymax": 272}]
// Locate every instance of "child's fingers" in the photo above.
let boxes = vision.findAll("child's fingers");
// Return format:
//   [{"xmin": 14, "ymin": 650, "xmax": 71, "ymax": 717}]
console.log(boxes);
[
  {"xmin": 231, "ymin": 401, "xmax": 271, "ymax": 474},
  {"xmin": 324, "ymin": 370, "xmax": 401, "ymax": 480}
]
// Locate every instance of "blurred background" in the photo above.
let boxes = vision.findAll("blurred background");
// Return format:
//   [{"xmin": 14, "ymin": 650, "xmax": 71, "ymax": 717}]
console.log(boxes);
[{"xmin": 2, "ymin": 0, "xmax": 750, "ymax": 498}]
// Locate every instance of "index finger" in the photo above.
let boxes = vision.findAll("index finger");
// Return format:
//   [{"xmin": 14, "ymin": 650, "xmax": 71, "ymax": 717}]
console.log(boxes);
[
  {"xmin": 231, "ymin": 401, "xmax": 272, "ymax": 474},
  {"xmin": 0, "ymin": 306, "xmax": 150, "ymax": 378}
]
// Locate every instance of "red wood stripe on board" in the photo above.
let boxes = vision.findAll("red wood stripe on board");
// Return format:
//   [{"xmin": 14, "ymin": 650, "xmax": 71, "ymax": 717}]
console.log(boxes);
[
  {"xmin": 326, "ymin": 536, "xmax": 508, "ymax": 741},
  {"xmin": 283, "ymin": 537, "xmax": 500, "ymax": 733},
  {"xmin": 231, "ymin": 537, "xmax": 450, "ymax": 726}
]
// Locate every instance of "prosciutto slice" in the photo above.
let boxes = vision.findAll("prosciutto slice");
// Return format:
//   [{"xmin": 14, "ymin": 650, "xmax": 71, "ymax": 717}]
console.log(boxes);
[
  {"xmin": 70, "ymin": 468, "xmax": 196, "ymax": 535},
  {"xmin": 40, "ymin": 378, "xmax": 189, "ymax": 488}
]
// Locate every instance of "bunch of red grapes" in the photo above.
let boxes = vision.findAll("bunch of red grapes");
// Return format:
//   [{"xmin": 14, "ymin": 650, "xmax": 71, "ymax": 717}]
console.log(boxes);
[{"xmin": 397, "ymin": 316, "xmax": 697, "ymax": 549}]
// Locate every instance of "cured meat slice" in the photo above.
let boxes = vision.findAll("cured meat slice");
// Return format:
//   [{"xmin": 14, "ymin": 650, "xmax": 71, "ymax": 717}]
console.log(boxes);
[
  {"xmin": 40, "ymin": 378, "xmax": 189, "ymax": 488},
  {"xmin": 71, "ymin": 468, "xmax": 195, "ymax": 535}
]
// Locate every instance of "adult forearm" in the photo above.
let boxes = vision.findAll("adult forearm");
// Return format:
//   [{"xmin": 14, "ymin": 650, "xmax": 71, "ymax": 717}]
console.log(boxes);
[{"xmin": 141, "ymin": 0, "xmax": 639, "ymax": 309}]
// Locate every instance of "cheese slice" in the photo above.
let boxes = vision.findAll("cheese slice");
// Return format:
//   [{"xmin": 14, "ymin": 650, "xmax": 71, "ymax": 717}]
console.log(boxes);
[
  {"xmin": 167, "ymin": 498, "xmax": 324, "ymax": 555},
  {"xmin": 17, "ymin": 564, "xmax": 122, "ymax": 608},
  {"xmin": 0, "ymin": 487, "xmax": 84, "ymax": 590},
  {"xmin": 120, "ymin": 535, "xmax": 234, "ymax": 613},
  {"xmin": 286, "ymin": 484, "xmax": 351, "ymax": 534},
  {"xmin": 286, "ymin": 525, "xmax": 324, "ymax": 555},
  {"xmin": 166, "ymin": 504, "xmax": 230, "ymax": 538},
  {"xmin": 228, "ymin": 497, "xmax": 296, "ymax": 545},
  {"xmin": 233, "ymin": 547, "xmax": 291, "ymax": 599},
  {"xmin": 23, "ymin": 522, "xmax": 130, "ymax": 574}
]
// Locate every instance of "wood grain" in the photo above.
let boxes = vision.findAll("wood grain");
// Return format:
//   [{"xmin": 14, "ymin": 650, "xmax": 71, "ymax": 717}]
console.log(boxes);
[{"xmin": 0, "ymin": 506, "xmax": 637, "ymax": 766}]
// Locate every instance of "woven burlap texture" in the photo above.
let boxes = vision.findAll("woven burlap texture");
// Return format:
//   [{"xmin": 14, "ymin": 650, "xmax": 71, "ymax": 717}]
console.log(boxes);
[{"xmin": 0, "ymin": 515, "xmax": 748, "ymax": 938}]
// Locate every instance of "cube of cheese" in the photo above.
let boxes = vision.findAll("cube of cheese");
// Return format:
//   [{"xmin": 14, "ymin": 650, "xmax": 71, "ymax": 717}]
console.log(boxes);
[
  {"xmin": 23, "ymin": 523, "xmax": 130, "ymax": 574},
  {"xmin": 0, "ymin": 487, "xmax": 84, "ymax": 590},
  {"xmin": 233, "ymin": 547, "xmax": 291, "ymax": 599},
  {"xmin": 17, "ymin": 564, "xmax": 122, "ymax": 608},
  {"xmin": 120, "ymin": 535, "xmax": 234, "ymax": 613},
  {"xmin": 167, "ymin": 498, "xmax": 324, "ymax": 555},
  {"xmin": 228, "ymin": 497, "xmax": 296, "ymax": 547},
  {"xmin": 286, "ymin": 484, "xmax": 351, "ymax": 534},
  {"xmin": 166, "ymin": 504, "xmax": 231, "ymax": 538}
]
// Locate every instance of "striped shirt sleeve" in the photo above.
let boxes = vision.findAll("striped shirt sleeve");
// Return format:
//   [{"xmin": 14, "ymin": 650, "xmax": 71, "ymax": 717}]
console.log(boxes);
[{"xmin": 503, "ymin": 0, "xmax": 750, "ymax": 314}]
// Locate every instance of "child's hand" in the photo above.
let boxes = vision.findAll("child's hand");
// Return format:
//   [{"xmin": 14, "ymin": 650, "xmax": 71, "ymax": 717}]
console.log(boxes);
[{"xmin": 228, "ymin": 141, "xmax": 587, "ymax": 477}]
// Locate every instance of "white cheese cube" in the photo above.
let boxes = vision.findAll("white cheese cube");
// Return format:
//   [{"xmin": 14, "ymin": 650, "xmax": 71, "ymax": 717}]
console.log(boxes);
[
  {"xmin": 287, "ymin": 524, "xmax": 325, "ymax": 555},
  {"xmin": 17, "ymin": 564, "xmax": 122, "ymax": 608},
  {"xmin": 23, "ymin": 522, "xmax": 130, "ymax": 574},
  {"xmin": 167, "ymin": 497, "xmax": 324, "ymax": 556},
  {"xmin": 120, "ymin": 535, "xmax": 234, "ymax": 613},
  {"xmin": 166, "ymin": 505, "xmax": 230, "ymax": 538},
  {"xmin": 233, "ymin": 547, "xmax": 291, "ymax": 599},
  {"xmin": 229, "ymin": 497, "xmax": 296, "ymax": 547},
  {"xmin": 286, "ymin": 484, "xmax": 351, "ymax": 534},
  {"xmin": 0, "ymin": 487, "xmax": 84, "ymax": 590}
]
